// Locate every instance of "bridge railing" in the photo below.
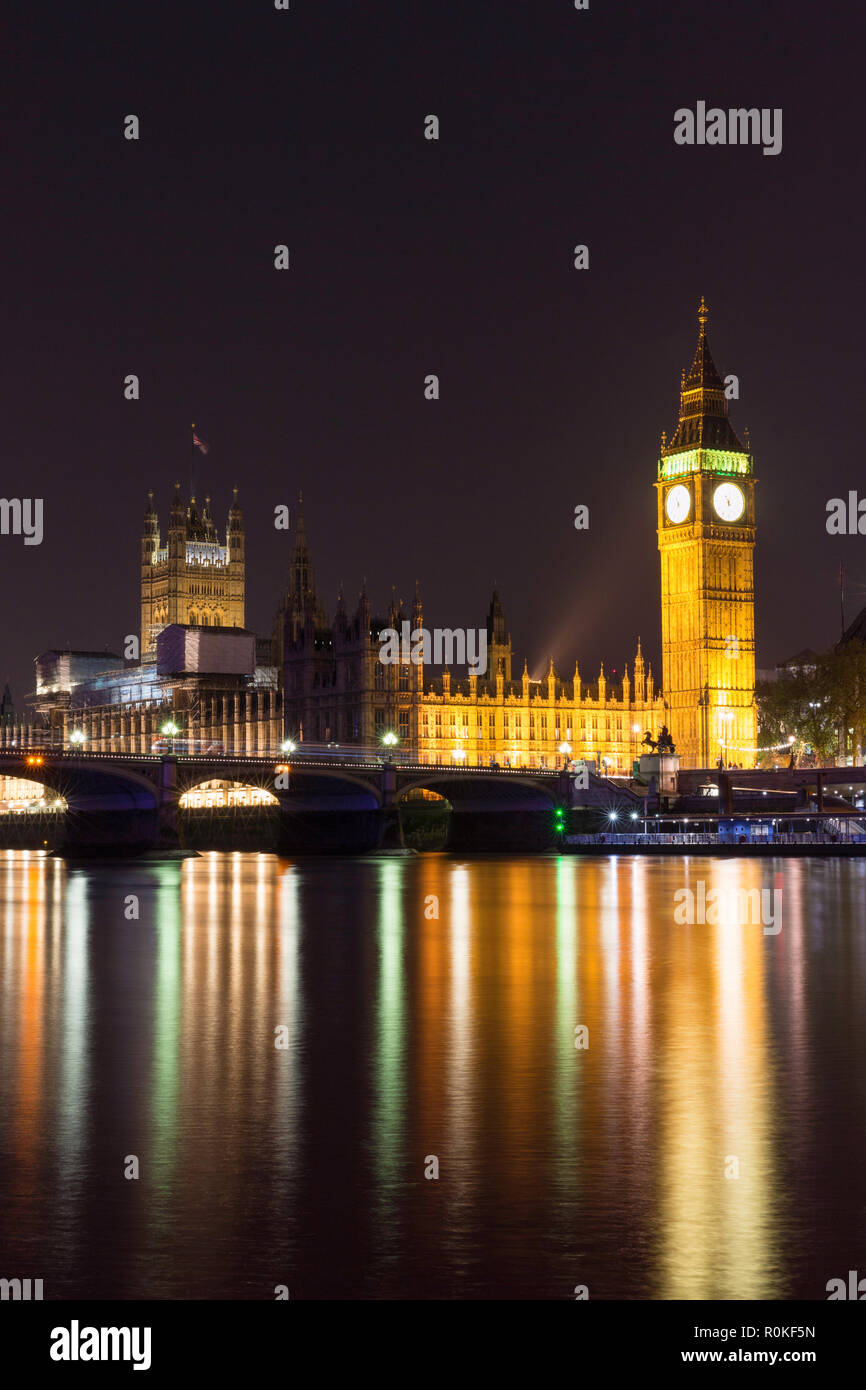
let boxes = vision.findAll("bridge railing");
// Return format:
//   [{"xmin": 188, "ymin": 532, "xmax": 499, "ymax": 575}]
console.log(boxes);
[
  {"xmin": 1, "ymin": 746, "xmax": 566, "ymax": 775},
  {"xmin": 564, "ymin": 832, "xmax": 866, "ymax": 846}
]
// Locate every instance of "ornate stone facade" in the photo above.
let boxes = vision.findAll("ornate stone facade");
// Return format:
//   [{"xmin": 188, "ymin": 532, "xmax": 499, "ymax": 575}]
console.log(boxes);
[{"xmin": 656, "ymin": 300, "xmax": 757, "ymax": 767}]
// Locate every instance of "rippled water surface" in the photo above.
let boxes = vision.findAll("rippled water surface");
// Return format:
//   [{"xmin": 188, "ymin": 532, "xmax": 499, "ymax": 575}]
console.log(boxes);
[{"xmin": 1, "ymin": 850, "xmax": 864, "ymax": 1299}]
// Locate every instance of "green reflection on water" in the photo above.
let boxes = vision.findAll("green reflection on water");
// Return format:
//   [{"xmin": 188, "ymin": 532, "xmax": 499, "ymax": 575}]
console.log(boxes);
[{"xmin": 150, "ymin": 864, "xmax": 182, "ymax": 1189}]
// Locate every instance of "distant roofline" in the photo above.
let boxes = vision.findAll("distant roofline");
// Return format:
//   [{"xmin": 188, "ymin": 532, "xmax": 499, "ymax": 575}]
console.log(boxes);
[{"xmin": 35, "ymin": 649, "xmax": 123, "ymax": 661}]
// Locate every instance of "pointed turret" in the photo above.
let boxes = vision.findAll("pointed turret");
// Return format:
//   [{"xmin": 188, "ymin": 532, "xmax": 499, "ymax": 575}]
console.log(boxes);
[
  {"xmin": 634, "ymin": 636, "xmax": 646, "ymax": 702},
  {"xmin": 0, "ymin": 682, "xmax": 14, "ymax": 728},
  {"xmin": 287, "ymin": 491, "xmax": 316, "ymax": 613},
  {"xmin": 485, "ymin": 589, "xmax": 512, "ymax": 681},
  {"xmin": 357, "ymin": 580, "xmax": 371, "ymax": 636},
  {"xmin": 547, "ymin": 655, "xmax": 557, "ymax": 700},
  {"xmin": 200, "ymin": 494, "xmax": 217, "ymax": 540},
  {"xmin": 141, "ymin": 491, "xmax": 160, "ymax": 580},
  {"xmin": 662, "ymin": 298, "xmax": 746, "ymax": 457},
  {"xmin": 169, "ymin": 481, "xmax": 184, "ymax": 525}
]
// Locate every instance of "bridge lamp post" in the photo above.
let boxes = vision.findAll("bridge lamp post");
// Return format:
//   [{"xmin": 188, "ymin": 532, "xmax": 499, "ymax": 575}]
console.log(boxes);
[
  {"xmin": 161, "ymin": 720, "xmax": 181, "ymax": 756},
  {"xmin": 382, "ymin": 731, "xmax": 399, "ymax": 765},
  {"xmin": 69, "ymin": 729, "xmax": 86, "ymax": 748},
  {"xmin": 280, "ymin": 739, "xmax": 296, "ymax": 755},
  {"xmin": 452, "ymin": 746, "xmax": 466, "ymax": 762},
  {"xmin": 558, "ymin": 741, "xmax": 571, "ymax": 770},
  {"xmin": 718, "ymin": 709, "xmax": 734, "ymax": 768}
]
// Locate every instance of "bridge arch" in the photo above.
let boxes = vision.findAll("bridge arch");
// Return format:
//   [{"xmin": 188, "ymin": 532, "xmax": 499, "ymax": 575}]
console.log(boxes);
[
  {"xmin": 0, "ymin": 754, "xmax": 161, "ymax": 810},
  {"xmin": 397, "ymin": 770, "xmax": 559, "ymax": 810}
]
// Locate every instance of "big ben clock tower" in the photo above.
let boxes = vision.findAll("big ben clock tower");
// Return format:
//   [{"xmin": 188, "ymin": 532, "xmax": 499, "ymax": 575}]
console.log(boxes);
[{"xmin": 656, "ymin": 299, "xmax": 757, "ymax": 769}]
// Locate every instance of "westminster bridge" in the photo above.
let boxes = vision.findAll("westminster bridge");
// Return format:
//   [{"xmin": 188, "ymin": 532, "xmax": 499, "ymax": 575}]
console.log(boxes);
[{"xmin": 0, "ymin": 748, "xmax": 643, "ymax": 855}]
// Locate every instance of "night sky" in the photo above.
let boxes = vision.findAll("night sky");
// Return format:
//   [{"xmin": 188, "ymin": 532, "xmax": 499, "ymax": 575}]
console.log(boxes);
[{"xmin": 2, "ymin": 0, "xmax": 862, "ymax": 704}]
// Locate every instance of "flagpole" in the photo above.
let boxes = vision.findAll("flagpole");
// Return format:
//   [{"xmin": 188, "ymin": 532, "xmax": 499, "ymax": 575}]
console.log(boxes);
[{"xmin": 190, "ymin": 421, "xmax": 196, "ymax": 503}]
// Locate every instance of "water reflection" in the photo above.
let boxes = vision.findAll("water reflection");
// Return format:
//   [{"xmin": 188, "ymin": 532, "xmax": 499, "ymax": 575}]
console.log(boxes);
[{"xmin": 0, "ymin": 850, "xmax": 864, "ymax": 1298}]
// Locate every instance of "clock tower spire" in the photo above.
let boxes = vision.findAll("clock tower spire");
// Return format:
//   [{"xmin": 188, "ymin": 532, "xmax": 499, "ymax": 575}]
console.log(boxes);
[{"xmin": 656, "ymin": 300, "xmax": 757, "ymax": 768}]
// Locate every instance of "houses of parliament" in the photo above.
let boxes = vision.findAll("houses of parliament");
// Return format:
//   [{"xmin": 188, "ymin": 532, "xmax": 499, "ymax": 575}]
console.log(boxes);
[{"xmin": 10, "ymin": 302, "xmax": 758, "ymax": 773}]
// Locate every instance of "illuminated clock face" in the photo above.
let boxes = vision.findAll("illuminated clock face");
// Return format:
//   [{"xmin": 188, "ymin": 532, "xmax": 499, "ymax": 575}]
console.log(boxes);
[
  {"xmin": 713, "ymin": 482, "xmax": 745, "ymax": 522},
  {"xmin": 665, "ymin": 484, "xmax": 691, "ymax": 524}
]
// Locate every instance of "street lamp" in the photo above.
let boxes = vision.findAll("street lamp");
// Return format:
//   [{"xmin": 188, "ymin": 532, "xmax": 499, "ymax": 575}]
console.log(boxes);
[
  {"xmin": 718, "ymin": 709, "xmax": 735, "ymax": 767},
  {"xmin": 382, "ymin": 731, "xmax": 398, "ymax": 748},
  {"xmin": 161, "ymin": 720, "xmax": 180, "ymax": 755},
  {"xmin": 280, "ymin": 739, "xmax": 296, "ymax": 755},
  {"xmin": 69, "ymin": 729, "xmax": 86, "ymax": 748}
]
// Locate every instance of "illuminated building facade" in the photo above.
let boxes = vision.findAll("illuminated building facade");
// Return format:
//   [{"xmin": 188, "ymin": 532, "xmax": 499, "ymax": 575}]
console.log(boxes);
[
  {"xmin": 140, "ymin": 484, "xmax": 245, "ymax": 656},
  {"xmin": 14, "ymin": 487, "xmax": 280, "ymax": 755},
  {"xmin": 656, "ymin": 300, "xmax": 757, "ymax": 767},
  {"xmin": 10, "ymin": 304, "xmax": 759, "ymax": 773},
  {"xmin": 179, "ymin": 780, "xmax": 278, "ymax": 808},
  {"xmin": 276, "ymin": 508, "xmax": 666, "ymax": 772}
]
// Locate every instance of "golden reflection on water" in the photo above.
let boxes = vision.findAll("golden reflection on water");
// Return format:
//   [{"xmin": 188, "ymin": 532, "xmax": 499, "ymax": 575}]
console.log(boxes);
[
  {"xmin": 658, "ymin": 859, "xmax": 782, "ymax": 1298},
  {"xmin": 0, "ymin": 849, "xmax": 825, "ymax": 1298}
]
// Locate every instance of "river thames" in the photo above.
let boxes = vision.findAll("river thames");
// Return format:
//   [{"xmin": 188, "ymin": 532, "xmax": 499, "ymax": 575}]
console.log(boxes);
[{"xmin": 1, "ymin": 849, "xmax": 864, "ymax": 1300}]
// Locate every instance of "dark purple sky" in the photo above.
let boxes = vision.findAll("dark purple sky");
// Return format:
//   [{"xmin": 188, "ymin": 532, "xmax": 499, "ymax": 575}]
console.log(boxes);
[{"xmin": 2, "ymin": 0, "xmax": 863, "ymax": 703}]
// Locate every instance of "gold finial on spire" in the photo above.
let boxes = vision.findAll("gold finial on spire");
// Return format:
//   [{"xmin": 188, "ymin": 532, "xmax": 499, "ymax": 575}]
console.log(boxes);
[{"xmin": 698, "ymin": 295, "xmax": 709, "ymax": 334}]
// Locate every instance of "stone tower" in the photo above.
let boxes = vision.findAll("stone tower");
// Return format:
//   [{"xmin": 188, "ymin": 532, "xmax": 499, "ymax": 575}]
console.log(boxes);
[
  {"xmin": 656, "ymin": 299, "xmax": 757, "ymax": 768},
  {"xmin": 140, "ymin": 485, "xmax": 245, "ymax": 657}
]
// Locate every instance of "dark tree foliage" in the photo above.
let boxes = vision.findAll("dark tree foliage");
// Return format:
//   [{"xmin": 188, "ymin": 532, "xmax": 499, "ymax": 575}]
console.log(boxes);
[{"xmin": 756, "ymin": 644, "xmax": 866, "ymax": 766}]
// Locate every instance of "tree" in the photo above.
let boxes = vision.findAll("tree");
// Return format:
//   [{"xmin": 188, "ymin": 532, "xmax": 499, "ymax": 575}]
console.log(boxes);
[{"xmin": 756, "ymin": 659, "xmax": 838, "ymax": 766}]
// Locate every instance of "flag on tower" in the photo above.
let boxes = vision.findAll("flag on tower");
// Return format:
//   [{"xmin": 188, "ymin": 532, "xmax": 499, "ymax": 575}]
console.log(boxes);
[{"xmin": 193, "ymin": 431, "xmax": 210, "ymax": 454}]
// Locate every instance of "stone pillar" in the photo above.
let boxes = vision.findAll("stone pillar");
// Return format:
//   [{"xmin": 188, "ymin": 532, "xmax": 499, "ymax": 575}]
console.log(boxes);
[
  {"xmin": 378, "ymin": 760, "xmax": 404, "ymax": 849},
  {"xmin": 270, "ymin": 688, "xmax": 279, "ymax": 752},
  {"xmin": 156, "ymin": 754, "xmax": 181, "ymax": 848}
]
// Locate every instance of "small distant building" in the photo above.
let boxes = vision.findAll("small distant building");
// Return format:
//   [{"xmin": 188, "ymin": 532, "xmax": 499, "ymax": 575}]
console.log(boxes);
[
  {"xmin": 840, "ymin": 607, "xmax": 866, "ymax": 647},
  {"xmin": 775, "ymin": 648, "xmax": 821, "ymax": 677}
]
